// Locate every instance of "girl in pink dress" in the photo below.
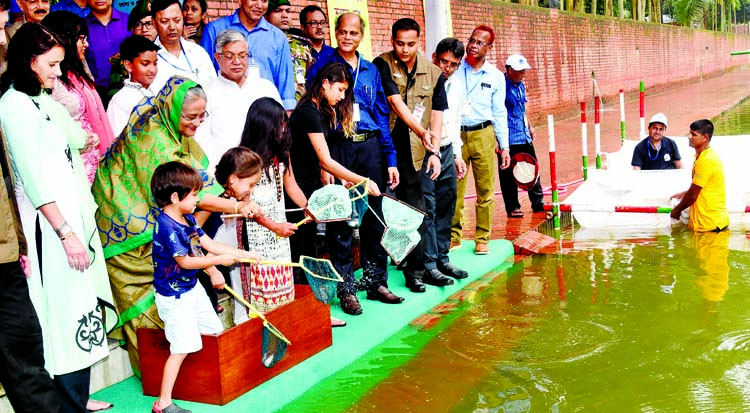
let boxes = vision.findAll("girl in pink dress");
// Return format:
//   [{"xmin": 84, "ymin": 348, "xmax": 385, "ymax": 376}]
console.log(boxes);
[{"xmin": 44, "ymin": 11, "xmax": 115, "ymax": 184}]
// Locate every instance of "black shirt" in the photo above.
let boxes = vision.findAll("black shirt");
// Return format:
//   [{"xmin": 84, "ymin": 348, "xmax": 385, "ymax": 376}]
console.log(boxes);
[
  {"xmin": 289, "ymin": 100, "xmax": 330, "ymax": 174},
  {"xmin": 373, "ymin": 55, "xmax": 448, "ymax": 153},
  {"xmin": 631, "ymin": 136, "xmax": 682, "ymax": 170}
]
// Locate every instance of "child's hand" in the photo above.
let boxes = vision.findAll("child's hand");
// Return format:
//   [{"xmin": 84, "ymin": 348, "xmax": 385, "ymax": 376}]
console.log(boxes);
[
  {"xmin": 236, "ymin": 250, "xmax": 261, "ymax": 262},
  {"xmin": 216, "ymin": 254, "xmax": 238, "ymax": 267},
  {"xmin": 273, "ymin": 222, "xmax": 297, "ymax": 238},
  {"xmin": 237, "ymin": 200, "xmax": 263, "ymax": 219},
  {"xmin": 207, "ymin": 266, "xmax": 226, "ymax": 289}
]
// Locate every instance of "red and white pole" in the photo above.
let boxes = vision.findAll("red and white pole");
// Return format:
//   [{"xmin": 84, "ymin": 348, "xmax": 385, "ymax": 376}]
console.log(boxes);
[
  {"xmin": 619, "ymin": 89, "xmax": 626, "ymax": 145},
  {"xmin": 548, "ymin": 114, "xmax": 560, "ymax": 230},
  {"xmin": 639, "ymin": 81, "xmax": 646, "ymax": 137},
  {"xmin": 595, "ymin": 96, "xmax": 602, "ymax": 169},
  {"xmin": 581, "ymin": 102, "xmax": 588, "ymax": 181}
]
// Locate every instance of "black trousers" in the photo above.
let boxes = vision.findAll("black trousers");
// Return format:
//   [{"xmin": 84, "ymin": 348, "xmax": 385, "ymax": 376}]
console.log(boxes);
[
  {"xmin": 53, "ymin": 368, "xmax": 90, "ymax": 413},
  {"xmin": 394, "ymin": 145, "xmax": 428, "ymax": 279},
  {"xmin": 327, "ymin": 137, "xmax": 389, "ymax": 296},
  {"xmin": 0, "ymin": 260, "xmax": 62, "ymax": 413},
  {"xmin": 422, "ymin": 144, "xmax": 457, "ymax": 269},
  {"xmin": 287, "ymin": 165, "xmax": 322, "ymax": 285},
  {"xmin": 498, "ymin": 141, "xmax": 545, "ymax": 213}
]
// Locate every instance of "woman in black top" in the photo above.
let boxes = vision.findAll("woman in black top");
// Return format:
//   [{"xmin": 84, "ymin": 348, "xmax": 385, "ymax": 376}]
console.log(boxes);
[{"xmin": 288, "ymin": 62, "xmax": 393, "ymax": 316}]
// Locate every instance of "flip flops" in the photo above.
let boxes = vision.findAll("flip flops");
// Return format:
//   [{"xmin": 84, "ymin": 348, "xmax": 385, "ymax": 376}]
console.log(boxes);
[{"xmin": 508, "ymin": 209, "xmax": 524, "ymax": 218}]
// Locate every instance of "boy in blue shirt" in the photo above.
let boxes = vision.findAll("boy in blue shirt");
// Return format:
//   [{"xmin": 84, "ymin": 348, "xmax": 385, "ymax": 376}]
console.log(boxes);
[{"xmin": 150, "ymin": 161, "xmax": 258, "ymax": 413}]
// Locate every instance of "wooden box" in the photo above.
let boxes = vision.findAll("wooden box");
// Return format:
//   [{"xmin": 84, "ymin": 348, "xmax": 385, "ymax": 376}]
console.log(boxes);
[{"xmin": 137, "ymin": 285, "xmax": 332, "ymax": 405}]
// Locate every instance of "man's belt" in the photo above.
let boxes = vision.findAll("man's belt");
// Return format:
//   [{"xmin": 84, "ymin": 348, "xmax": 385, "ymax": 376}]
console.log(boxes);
[
  {"xmin": 347, "ymin": 130, "xmax": 376, "ymax": 142},
  {"xmin": 461, "ymin": 120, "xmax": 493, "ymax": 132}
]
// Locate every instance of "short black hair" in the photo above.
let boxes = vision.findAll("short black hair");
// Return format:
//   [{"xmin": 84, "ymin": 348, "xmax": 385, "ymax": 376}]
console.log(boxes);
[
  {"xmin": 150, "ymin": 161, "xmax": 204, "ymax": 208},
  {"xmin": 690, "ymin": 119, "xmax": 714, "ymax": 139},
  {"xmin": 151, "ymin": 0, "xmax": 180, "ymax": 16},
  {"xmin": 299, "ymin": 5, "xmax": 324, "ymax": 25},
  {"xmin": 0, "ymin": 0, "xmax": 11, "ymax": 12},
  {"xmin": 435, "ymin": 37, "xmax": 464, "ymax": 60},
  {"xmin": 391, "ymin": 18, "xmax": 420, "ymax": 39},
  {"xmin": 120, "ymin": 35, "xmax": 159, "ymax": 62}
]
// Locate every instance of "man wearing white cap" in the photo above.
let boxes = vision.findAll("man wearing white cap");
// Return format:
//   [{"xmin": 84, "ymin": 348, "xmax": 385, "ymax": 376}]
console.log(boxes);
[
  {"xmin": 499, "ymin": 53, "xmax": 546, "ymax": 218},
  {"xmin": 632, "ymin": 113, "xmax": 683, "ymax": 170}
]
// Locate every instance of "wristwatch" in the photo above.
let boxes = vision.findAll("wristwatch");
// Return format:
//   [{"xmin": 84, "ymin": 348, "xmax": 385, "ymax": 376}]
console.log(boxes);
[{"xmin": 430, "ymin": 151, "xmax": 441, "ymax": 160}]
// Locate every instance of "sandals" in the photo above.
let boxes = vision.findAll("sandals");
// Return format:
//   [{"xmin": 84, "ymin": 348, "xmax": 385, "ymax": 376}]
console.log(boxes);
[{"xmin": 508, "ymin": 209, "xmax": 524, "ymax": 218}]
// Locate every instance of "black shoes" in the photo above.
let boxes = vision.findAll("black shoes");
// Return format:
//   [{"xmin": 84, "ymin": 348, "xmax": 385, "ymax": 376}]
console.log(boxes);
[
  {"xmin": 340, "ymin": 294, "xmax": 363, "ymax": 315},
  {"xmin": 437, "ymin": 262, "xmax": 469, "ymax": 279},
  {"xmin": 366, "ymin": 285, "xmax": 405, "ymax": 303},
  {"xmin": 423, "ymin": 269, "xmax": 455, "ymax": 287},
  {"xmin": 405, "ymin": 278, "xmax": 426, "ymax": 293}
]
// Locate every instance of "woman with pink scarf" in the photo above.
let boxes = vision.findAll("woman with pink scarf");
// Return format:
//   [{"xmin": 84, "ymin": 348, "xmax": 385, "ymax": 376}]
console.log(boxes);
[{"xmin": 44, "ymin": 11, "xmax": 115, "ymax": 184}]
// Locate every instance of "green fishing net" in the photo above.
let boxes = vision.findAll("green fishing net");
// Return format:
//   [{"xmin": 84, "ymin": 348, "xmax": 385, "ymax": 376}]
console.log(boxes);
[
  {"xmin": 380, "ymin": 195, "xmax": 426, "ymax": 264},
  {"xmin": 261, "ymin": 321, "xmax": 290, "ymax": 368},
  {"xmin": 305, "ymin": 184, "xmax": 352, "ymax": 222},
  {"xmin": 299, "ymin": 256, "xmax": 343, "ymax": 305}
]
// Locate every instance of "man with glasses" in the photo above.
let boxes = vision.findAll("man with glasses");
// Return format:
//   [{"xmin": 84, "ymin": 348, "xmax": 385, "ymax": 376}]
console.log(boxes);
[
  {"xmin": 424, "ymin": 37, "xmax": 469, "ymax": 281},
  {"xmin": 306, "ymin": 12, "xmax": 402, "ymax": 314},
  {"xmin": 196, "ymin": 29, "xmax": 281, "ymax": 171},
  {"xmin": 265, "ymin": 0, "xmax": 312, "ymax": 101},
  {"xmin": 299, "ymin": 5, "xmax": 332, "ymax": 59},
  {"xmin": 0, "ymin": 0, "xmax": 49, "ymax": 75},
  {"xmin": 450, "ymin": 24, "xmax": 509, "ymax": 256},
  {"xmin": 201, "ymin": 0, "xmax": 296, "ymax": 111},
  {"xmin": 149, "ymin": 0, "xmax": 216, "ymax": 93}
]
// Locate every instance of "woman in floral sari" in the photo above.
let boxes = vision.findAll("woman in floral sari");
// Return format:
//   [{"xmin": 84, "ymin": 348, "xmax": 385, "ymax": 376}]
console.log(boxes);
[{"xmin": 91, "ymin": 76, "xmax": 258, "ymax": 375}]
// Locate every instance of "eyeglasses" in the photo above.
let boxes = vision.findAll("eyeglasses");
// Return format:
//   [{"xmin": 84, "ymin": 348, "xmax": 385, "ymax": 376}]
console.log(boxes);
[
  {"xmin": 218, "ymin": 52, "xmax": 249, "ymax": 62},
  {"xmin": 305, "ymin": 20, "xmax": 327, "ymax": 28},
  {"xmin": 134, "ymin": 20, "xmax": 154, "ymax": 30},
  {"xmin": 77, "ymin": 35, "xmax": 88, "ymax": 44},
  {"xmin": 181, "ymin": 111, "xmax": 210, "ymax": 123},
  {"xmin": 437, "ymin": 57, "xmax": 459, "ymax": 69},
  {"xmin": 468, "ymin": 38, "xmax": 490, "ymax": 48}
]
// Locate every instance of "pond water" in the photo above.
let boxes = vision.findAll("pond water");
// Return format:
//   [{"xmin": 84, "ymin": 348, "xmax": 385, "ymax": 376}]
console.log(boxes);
[
  {"xmin": 713, "ymin": 96, "xmax": 750, "ymax": 135},
  {"xmin": 331, "ymin": 228, "xmax": 750, "ymax": 412}
]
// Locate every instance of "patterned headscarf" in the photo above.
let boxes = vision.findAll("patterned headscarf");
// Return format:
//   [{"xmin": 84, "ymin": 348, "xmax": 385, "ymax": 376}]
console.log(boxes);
[{"xmin": 92, "ymin": 76, "xmax": 222, "ymax": 258}]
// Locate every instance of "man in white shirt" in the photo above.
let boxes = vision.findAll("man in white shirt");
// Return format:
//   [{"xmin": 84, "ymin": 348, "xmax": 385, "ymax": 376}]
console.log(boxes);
[
  {"xmin": 149, "ymin": 0, "xmax": 216, "ymax": 93},
  {"xmin": 107, "ymin": 35, "xmax": 159, "ymax": 138},
  {"xmin": 424, "ymin": 37, "xmax": 469, "ymax": 280},
  {"xmin": 195, "ymin": 29, "xmax": 282, "ymax": 170}
]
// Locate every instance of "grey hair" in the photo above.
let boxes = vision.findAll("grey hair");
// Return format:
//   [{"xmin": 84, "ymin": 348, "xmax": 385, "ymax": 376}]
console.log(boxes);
[
  {"xmin": 215, "ymin": 29, "xmax": 247, "ymax": 51},
  {"xmin": 183, "ymin": 85, "xmax": 207, "ymax": 105}
]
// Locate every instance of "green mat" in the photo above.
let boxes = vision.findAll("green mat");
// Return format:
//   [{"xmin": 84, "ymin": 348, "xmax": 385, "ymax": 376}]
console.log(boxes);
[{"xmin": 93, "ymin": 240, "xmax": 515, "ymax": 413}]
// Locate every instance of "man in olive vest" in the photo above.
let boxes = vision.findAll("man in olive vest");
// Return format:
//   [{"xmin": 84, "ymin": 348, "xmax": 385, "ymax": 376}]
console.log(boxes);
[{"xmin": 373, "ymin": 18, "xmax": 455, "ymax": 293}]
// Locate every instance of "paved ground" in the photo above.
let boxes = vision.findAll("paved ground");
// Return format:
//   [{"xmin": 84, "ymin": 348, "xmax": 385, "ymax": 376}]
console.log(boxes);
[{"xmin": 456, "ymin": 66, "xmax": 750, "ymax": 244}]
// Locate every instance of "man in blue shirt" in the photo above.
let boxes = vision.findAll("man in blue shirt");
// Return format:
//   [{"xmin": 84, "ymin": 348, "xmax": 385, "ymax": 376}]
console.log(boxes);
[
  {"xmin": 499, "ymin": 53, "xmax": 546, "ymax": 217},
  {"xmin": 299, "ymin": 5, "xmax": 333, "ymax": 60},
  {"xmin": 451, "ymin": 25, "xmax": 509, "ymax": 256},
  {"xmin": 200, "ymin": 0, "xmax": 296, "ymax": 110},
  {"xmin": 306, "ymin": 12, "xmax": 403, "ymax": 314},
  {"xmin": 85, "ymin": 0, "xmax": 129, "ymax": 94},
  {"xmin": 632, "ymin": 113, "xmax": 683, "ymax": 170},
  {"xmin": 51, "ymin": 0, "xmax": 89, "ymax": 17}
]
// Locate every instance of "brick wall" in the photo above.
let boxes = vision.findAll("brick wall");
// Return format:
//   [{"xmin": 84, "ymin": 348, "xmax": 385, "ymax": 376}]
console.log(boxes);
[{"xmin": 207, "ymin": 1, "xmax": 750, "ymax": 124}]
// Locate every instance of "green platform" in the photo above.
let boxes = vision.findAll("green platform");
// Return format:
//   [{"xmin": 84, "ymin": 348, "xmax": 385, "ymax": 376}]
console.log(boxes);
[{"xmin": 93, "ymin": 239, "xmax": 515, "ymax": 412}]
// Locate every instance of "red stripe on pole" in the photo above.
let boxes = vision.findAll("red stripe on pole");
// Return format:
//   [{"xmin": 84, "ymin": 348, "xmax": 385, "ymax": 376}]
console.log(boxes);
[
  {"xmin": 615, "ymin": 206, "xmax": 658, "ymax": 213},
  {"xmin": 580, "ymin": 101, "xmax": 586, "ymax": 122},
  {"xmin": 639, "ymin": 92, "xmax": 645, "ymax": 117},
  {"xmin": 549, "ymin": 152, "xmax": 557, "ymax": 192},
  {"xmin": 594, "ymin": 96, "xmax": 600, "ymax": 124}
]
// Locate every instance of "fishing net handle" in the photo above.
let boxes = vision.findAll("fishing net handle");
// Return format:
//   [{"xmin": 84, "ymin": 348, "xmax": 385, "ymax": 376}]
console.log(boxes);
[
  {"xmin": 224, "ymin": 286, "xmax": 267, "ymax": 321},
  {"xmin": 349, "ymin": 179, "xmax": 387, "ymax": 228}
]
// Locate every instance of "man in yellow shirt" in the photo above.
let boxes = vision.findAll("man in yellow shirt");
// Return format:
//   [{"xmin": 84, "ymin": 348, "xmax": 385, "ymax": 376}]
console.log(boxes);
[{"xmin": 670, "ymin": 119, "xmax": 729, "ymax": 232}]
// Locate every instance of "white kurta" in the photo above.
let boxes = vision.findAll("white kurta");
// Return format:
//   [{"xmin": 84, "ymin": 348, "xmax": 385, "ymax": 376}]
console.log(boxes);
[
  {"xmin": 195, "ymin": 70, "xmax": 282, "ymax": 172},
  {"xmin": 0, "ymin": 88, "xmax": 115, "ymax": 375},
  {"xmin": 106, "ymin": 80, "xmax": 154, "ymax": 139},
  {"xmin": 150, "ymin": 38, "xmax": 217, "ymax": 94}
]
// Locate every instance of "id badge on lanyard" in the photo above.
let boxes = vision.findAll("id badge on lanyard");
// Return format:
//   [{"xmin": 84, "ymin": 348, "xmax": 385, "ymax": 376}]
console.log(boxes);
[{"xmin": 413, "ymin": 103, "xmax": 426, "ymax": 124}]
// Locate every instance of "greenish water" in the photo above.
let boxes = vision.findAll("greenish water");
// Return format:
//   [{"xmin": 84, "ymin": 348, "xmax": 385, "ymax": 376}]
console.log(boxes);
[
  {"xmin": 315, "ymin": 228, "xmax": 750, "ymax": 412},
  {"xmin": 713, "ymin": 96, "xmax": 750, "ymax": 135}
]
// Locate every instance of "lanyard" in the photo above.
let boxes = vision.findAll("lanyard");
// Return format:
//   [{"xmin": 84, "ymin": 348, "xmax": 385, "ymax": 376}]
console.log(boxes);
[
  {"xmin": 352, "ymin": 56, "xmax": 361, "ymax": 90},
  {"xmin": 158, "ymin": 42, "xmax": 196, "ymax": 76}
]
